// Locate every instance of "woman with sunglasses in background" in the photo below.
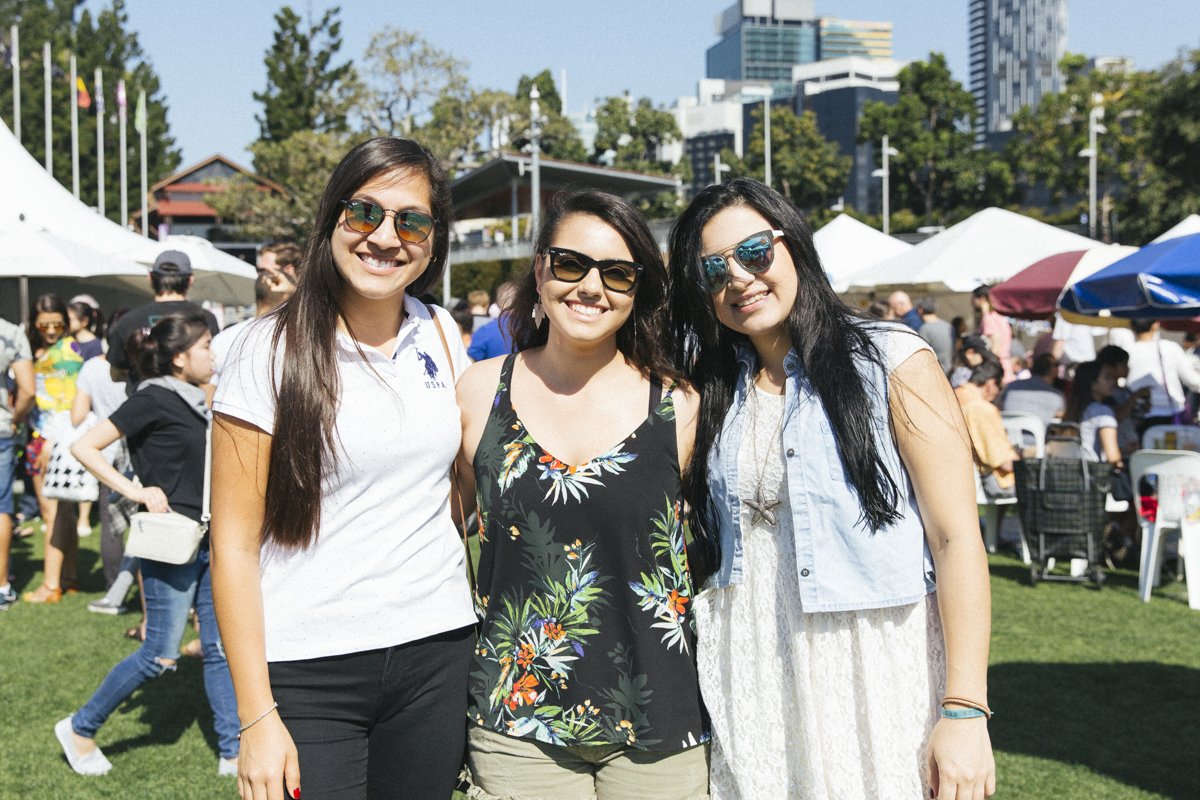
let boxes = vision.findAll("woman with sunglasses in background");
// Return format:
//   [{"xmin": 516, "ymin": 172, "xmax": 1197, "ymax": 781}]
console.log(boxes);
[
  {"xmin": 22, "ymin": 293, "xmax": 85, "ymax": 605},
  {"xmin": 455, "ymin": 191, "xmax": 709, "ymax": 800},
  {"xmin": 668, "ymin": 179, "xmax": 995, "ymax": 799},
  {"xmin": 211, "ymin": 137, "xmax": 475, "ymax": 800},
  {"xmin": 60, "ymin": 311, "xmax": 238, "ymax": 777}
]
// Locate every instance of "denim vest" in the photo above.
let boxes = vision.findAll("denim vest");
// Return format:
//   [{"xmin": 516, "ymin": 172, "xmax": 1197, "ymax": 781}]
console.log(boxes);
[{"xmin": 705, "ymin": 323, "xmax": 937, "ymax": 612}]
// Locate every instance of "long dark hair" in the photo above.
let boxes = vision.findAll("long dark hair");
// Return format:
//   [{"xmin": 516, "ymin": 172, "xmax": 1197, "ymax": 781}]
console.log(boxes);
[
  {"xmin": 668, "ymin": 178, "xmax": 901, "ymax": 572},
  {"xmin": 68, "ymin": 300, "xmax": 105, "ymax": 338},
  {"xmin": 1064, "ymin": 360, "xmax": 1104, "ymax": 423},
  {"xmin": 125, "ymin": 311, "xmax": 210, "ymax": 381},
  {"xmin": 27, "ymin": 293, "xmax": 69, "ymax": 353},
  {"xmin": 264, "ymin": 137, "xmax": 452, "ymax": 551},
  {"xmin": 508, "ymin": 190, "xmax": 680, "ymax": 383}
]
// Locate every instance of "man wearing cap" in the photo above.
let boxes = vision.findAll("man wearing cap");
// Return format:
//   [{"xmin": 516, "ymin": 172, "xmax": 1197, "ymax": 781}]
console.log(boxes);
[{"xmin": 105, "ymin": 250, "xmax": 220, "ymax": 385}]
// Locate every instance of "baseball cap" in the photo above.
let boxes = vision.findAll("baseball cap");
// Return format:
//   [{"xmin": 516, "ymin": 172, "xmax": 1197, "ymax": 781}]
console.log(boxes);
[{"xmin": 152, "ymin": 250, "xmax": 192, "ymax": 275}]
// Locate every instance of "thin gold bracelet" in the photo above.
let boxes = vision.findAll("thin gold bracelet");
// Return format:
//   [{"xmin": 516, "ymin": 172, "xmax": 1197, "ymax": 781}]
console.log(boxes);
[
  {"xmin": 941, "ymin": 696, "xmax": 993, "ymax": 718},
  {"xmin": 237, "ymin": 701, "xmax": 279, "ymax": 738}
]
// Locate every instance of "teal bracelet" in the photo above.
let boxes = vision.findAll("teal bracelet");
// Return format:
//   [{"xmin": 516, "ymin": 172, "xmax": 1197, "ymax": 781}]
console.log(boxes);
[{"xmin": 940, "ymin": 707, "xmax": 989, "ymax": 720}]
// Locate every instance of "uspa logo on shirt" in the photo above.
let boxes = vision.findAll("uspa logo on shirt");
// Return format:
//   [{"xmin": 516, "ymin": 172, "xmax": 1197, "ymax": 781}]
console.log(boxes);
[{"xmin": 416, "ymin": 348, "xmax": 448, "ymax": 389}]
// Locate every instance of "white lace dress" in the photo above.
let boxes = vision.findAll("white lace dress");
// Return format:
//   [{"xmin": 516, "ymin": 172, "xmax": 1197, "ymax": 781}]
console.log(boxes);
[{"xmin": 693, "ymin": 387, "xmax": 946, "ymax": 800}]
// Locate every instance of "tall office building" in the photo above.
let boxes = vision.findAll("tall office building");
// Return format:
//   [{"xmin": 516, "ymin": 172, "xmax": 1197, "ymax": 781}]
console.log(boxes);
[
  {"xmin": 706, "ymin": 0, "xmax": 820, "ymax": 88},
  {"xmin": 969, "ymin": 0, "xmax": 1068, "ymax": 145},
  {"xmin": 819, "ymin": 18, "xmax": 893, "ymax": 60},
  {"xmin": 793, "ymin": 58, "xmax": 902, "ymax": 213}
]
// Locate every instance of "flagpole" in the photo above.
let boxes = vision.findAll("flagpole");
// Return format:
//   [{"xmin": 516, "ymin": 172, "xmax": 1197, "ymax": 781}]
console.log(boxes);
[
  {"xmin": 42, "ymin": 41, "xmax": 51, "ymax": 172},
  {"xmin": 138, "ymin": 89, "xmax": 147, "ymax": 236},
  {"xmin": 118, "ymin": 79, "xmax": 127, "ymax": 225},
  {"xmin": 70, "ymin": 52, "xmax": 79, "ymax": 197},
  {"xmin": 95, "ymin": 67, "xmax": 104, "ymax": 216},
  {"xmin": 10, "ymin": 25, "xmax": 20, "ymax": 142}
]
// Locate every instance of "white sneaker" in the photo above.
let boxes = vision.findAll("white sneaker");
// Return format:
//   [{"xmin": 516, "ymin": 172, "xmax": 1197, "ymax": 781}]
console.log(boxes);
[
  {"xmin": 87, "ymin": 597, "xmax": 127, "ymax": 615},
  {"xmin": 218, "ymin": 756, "xmax": 239, "ymax": 777},
  {"xmin": 55, "ymin": 716, "xmax": 112, "ymax": 776}
]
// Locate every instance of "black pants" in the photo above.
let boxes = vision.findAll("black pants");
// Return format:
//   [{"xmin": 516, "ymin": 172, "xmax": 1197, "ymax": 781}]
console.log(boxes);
[{"xmin": 268, "ymin": 625, "xmax": 475, "ymax": 800}]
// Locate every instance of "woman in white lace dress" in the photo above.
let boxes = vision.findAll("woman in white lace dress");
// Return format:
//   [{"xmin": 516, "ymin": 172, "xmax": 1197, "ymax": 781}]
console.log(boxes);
[{"xmin": 668, "ymin": 179, "xmax": 995, "ymax": 800}]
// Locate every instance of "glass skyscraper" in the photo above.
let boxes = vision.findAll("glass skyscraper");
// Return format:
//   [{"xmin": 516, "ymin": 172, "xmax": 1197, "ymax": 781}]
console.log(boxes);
[
  {"xmin": 969, "ymin": 0, "xmax": 1067, "ymax": 145},
  {"xmin": 706, "ymin": 0, "xmax": 820, "ymax": 92}
]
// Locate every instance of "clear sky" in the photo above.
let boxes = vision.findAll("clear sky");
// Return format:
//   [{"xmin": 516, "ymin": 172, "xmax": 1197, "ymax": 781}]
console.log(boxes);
[{"xmin": 83, "ymin": 0, "xmax": 1200, "ymax": 166}]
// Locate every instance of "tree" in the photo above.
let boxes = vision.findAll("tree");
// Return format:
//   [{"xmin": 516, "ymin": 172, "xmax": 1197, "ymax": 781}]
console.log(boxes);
[
  {"xmin": 858, "ymin": 53, "xmax": 980, "ymax": 225},
  {"xmin": 0, "ymin": 0, "xmax": 180, "ymax": 223},
  {"xmin": 509, "ymin": 72, "xmax": 586, "ymax": 162},
  {"xmin": 1005, "ymin": 53, "xmax": 1158, "ymax": 240},
  {"xmin": 359, "ymin": 27, "xmax": 467, "ymax": 137},
  {"xmin": 744, "ymin": 106, "xmax": 851, "ymax": 212},
  {"xmin": 416, "ymin": 88, "xmax": 516, "ymax": 167},
  {"xmin": 208, "ymin": 130, "xmax": 365, "ymax": 243},
  {"xmin": 593, "ymin": 95, "xmax": 680, "ymax": 173},
  {"xmin": 253, "ymin": 5, "xmax": 353, "ymax": 143}
]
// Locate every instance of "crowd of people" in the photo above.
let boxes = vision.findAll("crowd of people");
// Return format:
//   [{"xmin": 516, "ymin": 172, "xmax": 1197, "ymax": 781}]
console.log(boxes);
[{"xmin": 0, "ymin": 137, "xmax": 1007, "ymax": 799}]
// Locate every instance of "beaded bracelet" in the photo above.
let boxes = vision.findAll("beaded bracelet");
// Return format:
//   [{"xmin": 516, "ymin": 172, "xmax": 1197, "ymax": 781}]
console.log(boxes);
[
  {"xmin": 237, "ymin": 701, "xmax": 279, "ymax": 738},
  {"xmin": 941, "ymin": 695, "xmax": 994, "ymax": 719}
]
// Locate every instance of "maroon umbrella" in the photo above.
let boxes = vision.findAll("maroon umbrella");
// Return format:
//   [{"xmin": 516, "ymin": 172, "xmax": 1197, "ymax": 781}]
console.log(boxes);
[{"xmin": 990, "ymin": 250, "xmax": 1089, "ymax": 320}]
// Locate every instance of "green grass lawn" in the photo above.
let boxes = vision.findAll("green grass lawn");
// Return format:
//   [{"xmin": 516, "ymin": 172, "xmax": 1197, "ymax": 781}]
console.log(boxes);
[{"xmin": 2, "ymin": 520, "xmax": 1197, "ymax": 799}]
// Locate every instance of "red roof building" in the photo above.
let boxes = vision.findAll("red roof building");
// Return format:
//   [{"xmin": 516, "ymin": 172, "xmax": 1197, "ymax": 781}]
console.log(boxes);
[{"xmin": 131, "ymin": 155, "xmax": 287, "ymax": 260}]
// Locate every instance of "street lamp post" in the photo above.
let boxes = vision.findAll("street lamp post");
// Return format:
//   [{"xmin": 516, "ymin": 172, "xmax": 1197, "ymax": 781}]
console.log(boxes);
[
  {"xmin": 529, "ymin": 86, "xmax": 544, "ymax": 239},
  {"xmin": 743, "ymin": 86, "xmax": 772, "ymax": 188},
  {"xmin": 1078, "ymin": 95, "xmax": 1106, "ymax": 239},
  {"xmin": 871, "ymin": 135, "xmax": 900, "ymax": 236},
  {"xmin": 712, "ymin": 152, "xmax": 732, "ymax": 186}
]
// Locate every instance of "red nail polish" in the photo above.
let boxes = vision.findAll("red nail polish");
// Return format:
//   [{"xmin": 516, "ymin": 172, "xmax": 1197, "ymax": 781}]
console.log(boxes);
[{"xmin": 293, "ymin": 788, "xmax": 301, "ymax": 799}]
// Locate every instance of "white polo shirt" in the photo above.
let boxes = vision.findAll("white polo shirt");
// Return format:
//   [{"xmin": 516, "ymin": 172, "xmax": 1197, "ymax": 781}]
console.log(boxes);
[{"xmin": 213, "ymin": 295, "xmax": 476, "ymax": 662}]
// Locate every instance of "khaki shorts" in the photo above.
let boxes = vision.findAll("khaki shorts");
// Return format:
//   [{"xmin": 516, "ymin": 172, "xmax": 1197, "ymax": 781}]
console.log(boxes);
[{"xmin": 464, "ymin": 725, "xmax": 710, "ymax": 800}]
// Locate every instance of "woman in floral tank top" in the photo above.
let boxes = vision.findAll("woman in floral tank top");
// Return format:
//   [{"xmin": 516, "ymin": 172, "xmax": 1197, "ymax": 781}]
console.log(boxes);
[{"xmin": 456, "ymin": 191, "xmax": 710, "ymax": 799}]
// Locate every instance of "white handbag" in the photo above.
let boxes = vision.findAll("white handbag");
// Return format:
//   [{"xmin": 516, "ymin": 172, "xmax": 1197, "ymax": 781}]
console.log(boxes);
[{"xmin": 124, "ymin": 424, "xmax": 211, "ymax": 565}]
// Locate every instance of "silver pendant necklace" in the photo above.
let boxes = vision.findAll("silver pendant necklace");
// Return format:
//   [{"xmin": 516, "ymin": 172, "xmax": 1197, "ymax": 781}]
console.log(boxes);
[{"xmin": 742, "ymin": 377, "xmax": 786, "ymax": 526}]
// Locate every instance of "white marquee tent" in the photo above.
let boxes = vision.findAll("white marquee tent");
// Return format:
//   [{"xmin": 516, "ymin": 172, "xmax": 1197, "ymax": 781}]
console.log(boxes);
[
  {"xmin": 813, "ymin": 214, "xmax": 913, "ymax": 292},
  {"xmin": 1151, "ymin": 214, "xmax": 1200, "ymax": 244},
  {"xmin": 848, "ymin": 207, "xmax": 1100, "ymax": 293},
  {"xmin": 0, "ymin": 118, "xmax": 254, "ymax": 318}
]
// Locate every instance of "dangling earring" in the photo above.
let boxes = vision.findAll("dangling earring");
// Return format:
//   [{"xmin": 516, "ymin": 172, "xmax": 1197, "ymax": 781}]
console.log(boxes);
[{"xmin": 532, "ymin": 299, "xmax": 546, "ymax": 328}]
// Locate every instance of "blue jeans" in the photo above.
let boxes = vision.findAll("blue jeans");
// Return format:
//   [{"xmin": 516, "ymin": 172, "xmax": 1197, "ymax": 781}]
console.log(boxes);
[
  {"xmin": 72, "ymin": 546, "xmax": 240, "ymax": 758},
  {"xmin": 0, "ymin": 436, "xmax": 14, "ymax": 515}
]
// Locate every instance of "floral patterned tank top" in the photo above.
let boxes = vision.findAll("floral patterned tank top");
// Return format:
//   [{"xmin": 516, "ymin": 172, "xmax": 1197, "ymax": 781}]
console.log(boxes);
[{"xmin": 467, "ymin": 354, "xmax": 708, "ymax": 751}]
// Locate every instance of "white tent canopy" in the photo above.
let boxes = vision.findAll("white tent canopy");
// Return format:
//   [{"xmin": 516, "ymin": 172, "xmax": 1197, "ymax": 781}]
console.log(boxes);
[
  {"xmin": 1151, "ymin": 214, "xmax": 1200, "ymax": 244},
  {"xmin": 814, "ymin": 214, "xmax": 913, "ymax": 292},
  {"xmin": 849, "ymin": 207, "xmax": 1099, "ymax": 293},
  {"xmin": 0, "ymin": 118, "xmax": 255, "ymax": 305}
]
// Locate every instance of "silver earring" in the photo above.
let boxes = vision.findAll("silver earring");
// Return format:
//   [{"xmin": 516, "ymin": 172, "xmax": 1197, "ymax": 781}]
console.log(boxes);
[{"xmin": 532, "ymin": 300, "xmax": 545, "ymax": 328}]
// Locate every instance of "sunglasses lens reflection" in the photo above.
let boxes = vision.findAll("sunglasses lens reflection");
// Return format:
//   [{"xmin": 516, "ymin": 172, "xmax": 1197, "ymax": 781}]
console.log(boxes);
[
  {"xmin": 395, "ymin": 211, "xmax": 434, "ymax": 243},
  {"xmin": 344, "ymin": 200, "xmax": 385, "ymax": 233},
  {"xmin": 735, "ymin": 235, "xmax": 774, "ymax": 271},
  {"xmin": 701, "ymin": 256, "xmax": 730, "ymax": 293}
]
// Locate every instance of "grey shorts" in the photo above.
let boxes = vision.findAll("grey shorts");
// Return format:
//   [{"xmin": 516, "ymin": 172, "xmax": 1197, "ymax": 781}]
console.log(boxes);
[{"xmin": 464, "ymin": 725, "xmax": 710, "ymax": 800}]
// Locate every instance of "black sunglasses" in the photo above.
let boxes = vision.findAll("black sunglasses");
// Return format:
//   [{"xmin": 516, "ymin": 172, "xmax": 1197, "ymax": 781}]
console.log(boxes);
[
  {"xmin": 339, "ymin": 199, "xmax": 435, "ymax": 244},
  {"xmin": 699, "ymin": 229, "xmax": 785, "ymax": 293},
  {"xmin": 545, "ymin": 246, "xmax": 644, "ymax": 293}
]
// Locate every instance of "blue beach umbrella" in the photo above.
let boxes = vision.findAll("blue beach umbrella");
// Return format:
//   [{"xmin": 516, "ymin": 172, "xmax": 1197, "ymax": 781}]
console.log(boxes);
[{"xmin": 1059, "ymin": 232, "xmax": 1200, "ymax": 319}]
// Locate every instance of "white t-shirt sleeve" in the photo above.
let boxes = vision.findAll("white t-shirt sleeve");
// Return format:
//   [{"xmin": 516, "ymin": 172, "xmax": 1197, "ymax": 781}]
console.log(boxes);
[
  {"xmin": 880, "ymin": 323, "xmax": 934, "ymax": 374},
  {"xmin": 211, "ymin": 318, "xmax": 281, "ymax": 434}
]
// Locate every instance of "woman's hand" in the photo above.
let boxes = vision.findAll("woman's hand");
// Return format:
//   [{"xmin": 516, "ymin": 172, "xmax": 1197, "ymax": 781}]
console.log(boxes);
[
  {"xmin": 133, "ymin": 485, "xmax": 171, "ymax": 514},
  {"xmin": 36, "ymin": 441, "xmax": 53, "ymax": 473},
  {"xmin": 237, "ymin": 713, "xmax": 301, "ymax": 800},
  {"xmin": 928, "ymin": 716, "xmax": 996, "ymax": 799}
]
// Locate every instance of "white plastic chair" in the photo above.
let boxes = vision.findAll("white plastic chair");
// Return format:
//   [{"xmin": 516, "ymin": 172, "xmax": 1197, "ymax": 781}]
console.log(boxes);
[
  {"xmin": 1141, "ymin": 424, "xmax": 1200, "ymax": 451},
  {"xmin": 1001, "ymin": 412, "xmax": 1046, "ymax": 458},
  {"xmin": 1129, "ymin": 449, "xmax": 1200, "ymax": 606},
  {"xmin": 975, "ymin": 468, "xmax": 1030, "ymax": 565}
]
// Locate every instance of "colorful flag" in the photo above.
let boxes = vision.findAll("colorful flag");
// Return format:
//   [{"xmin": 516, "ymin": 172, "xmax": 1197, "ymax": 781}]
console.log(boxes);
[
  {"xmin": 134, "ymin": 89, "xmax": 146, "ymax": 134},
  {"xmin": 116, "ymin": 79, "xmax": 127, "ymax": 116},
  {"xmin": 76, "ymin": 76, "xmax": 91, "ymax": 109}
]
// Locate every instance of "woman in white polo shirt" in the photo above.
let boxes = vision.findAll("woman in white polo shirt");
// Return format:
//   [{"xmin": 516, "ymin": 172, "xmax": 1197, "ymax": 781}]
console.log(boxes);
[{"xmin": 211, "ymin": 137, "xmax": 475, "ymax": 800}]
